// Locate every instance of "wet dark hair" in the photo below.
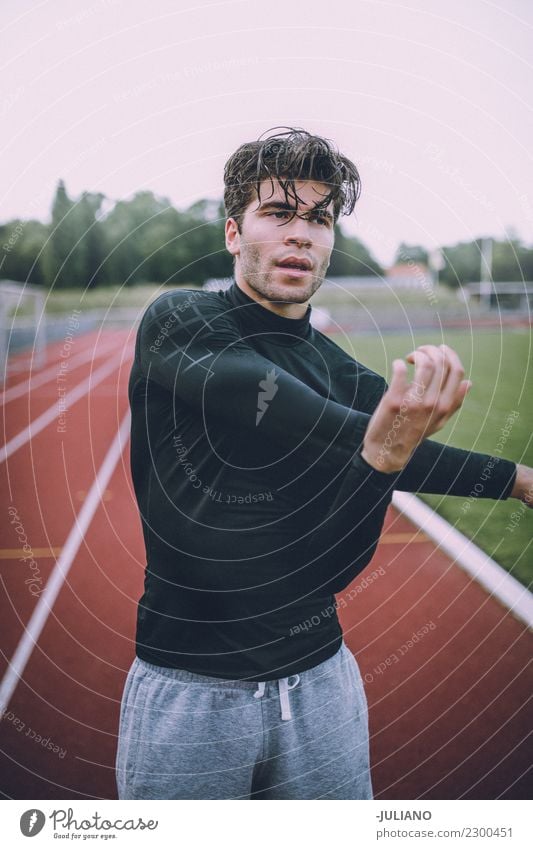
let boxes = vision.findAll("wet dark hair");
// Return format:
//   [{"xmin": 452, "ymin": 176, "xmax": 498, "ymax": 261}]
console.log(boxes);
[{"xmin": 223, "ymin": 126, "xmax": 361, "ymax": 230}]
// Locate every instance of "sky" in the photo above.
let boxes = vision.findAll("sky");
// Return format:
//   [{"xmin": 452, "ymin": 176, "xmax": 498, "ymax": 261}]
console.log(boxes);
[{"xmin": 1, "ymin": 0, "xmax": 532, "ymax": 265}]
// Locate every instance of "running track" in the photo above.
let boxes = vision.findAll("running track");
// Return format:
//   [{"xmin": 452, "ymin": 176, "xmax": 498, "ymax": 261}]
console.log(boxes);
[{"xmin": 0, "ymin": 330, "xmax": 531, "ymax": 800}]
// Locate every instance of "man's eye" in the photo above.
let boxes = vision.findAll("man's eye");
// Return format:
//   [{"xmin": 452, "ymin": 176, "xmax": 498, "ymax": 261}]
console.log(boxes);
[
  {"xmin": 266, "ymin": 210, "xmax": 330, "ymax": 225},
  {"xmin": 311, "ymin": 214, "xmax": 331, "ymax": 226},
  {"xmin": 299, "ymin": 212, "xmax": 331, "ymax": 226}
]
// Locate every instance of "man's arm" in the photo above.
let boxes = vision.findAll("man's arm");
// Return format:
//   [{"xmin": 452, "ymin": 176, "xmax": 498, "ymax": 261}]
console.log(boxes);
[
  {"xmin": 305, "ymin": 344, "xmax": 531, "ymax": 593},
  {"xmin": 138, "ymin": 295, "xmax": 527, "ymax": 594},
  {"xmin": 394, "ymin": 438, "xmax": 517, "ymax": 499},
  {"xmin": 138, "ymin": 290, "xmax": 407, "ymax": 597},
  {"xmin": 302, "ymin": 344, "xmax": 478, "ymax": 593},
  {"xmin": 142, "ymin": 296, "xmax": 526, "ymax": 506},
  {"xmin": 139, "ymin": 290, "xmax": 388, "ymax": 480}
]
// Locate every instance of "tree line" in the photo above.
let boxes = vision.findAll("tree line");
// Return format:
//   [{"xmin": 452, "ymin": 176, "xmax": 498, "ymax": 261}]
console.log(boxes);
[
  {"xmin": 394, "ymin": 240, "xmax": 533, "ymax": 287},
  {"xmin": 1, "ymin": 180, "xmax": 532, "ymax": 289}
]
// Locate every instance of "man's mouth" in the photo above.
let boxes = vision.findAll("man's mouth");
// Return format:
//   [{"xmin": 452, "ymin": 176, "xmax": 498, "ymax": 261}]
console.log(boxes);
[{"xmin": 275, "ymin": 257, "xmax": 312, "ymax": 276}]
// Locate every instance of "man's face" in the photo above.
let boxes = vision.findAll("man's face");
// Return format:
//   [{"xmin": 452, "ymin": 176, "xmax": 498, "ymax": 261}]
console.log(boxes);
[{"xmin": 225, "ymin": 179, "xmax": 335, "ymax": 317}]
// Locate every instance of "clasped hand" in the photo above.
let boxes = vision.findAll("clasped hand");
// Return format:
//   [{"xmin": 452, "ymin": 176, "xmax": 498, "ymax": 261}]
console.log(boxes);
[{"xmin": 361, "ymin": 344, "xmax": 471, "ymax": 474}]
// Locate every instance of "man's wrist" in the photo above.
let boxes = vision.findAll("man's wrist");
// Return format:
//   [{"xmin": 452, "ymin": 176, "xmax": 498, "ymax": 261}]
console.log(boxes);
[
  {"xmin": 360, "ymin": 442, "xmax": 411, "ymax": 474},
  {"xmin": 510, "ymin": 463, "xmax": 533, "ymax": 506},
  {"xmin": 352, "ymin": 450, "xmax": 401, "ymax": 499}
]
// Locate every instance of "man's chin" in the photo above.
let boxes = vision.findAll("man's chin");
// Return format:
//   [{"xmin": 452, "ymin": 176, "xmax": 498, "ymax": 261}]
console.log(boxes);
[{"xmin": 251, "ymin": 276, "xmax": 321, "ymax": 304}]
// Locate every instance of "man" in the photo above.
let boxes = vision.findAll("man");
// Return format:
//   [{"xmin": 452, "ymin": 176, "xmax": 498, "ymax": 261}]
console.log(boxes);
[{"xmin": 116, "ymin": 128, "xmax": 532, "ymax": 800}]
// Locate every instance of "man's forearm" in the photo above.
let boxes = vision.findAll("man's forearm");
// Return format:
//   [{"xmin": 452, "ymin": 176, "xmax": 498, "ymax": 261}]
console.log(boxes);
[{"xmin": 394, "ymin": 438, "xmax": 517, "ymax": 501}]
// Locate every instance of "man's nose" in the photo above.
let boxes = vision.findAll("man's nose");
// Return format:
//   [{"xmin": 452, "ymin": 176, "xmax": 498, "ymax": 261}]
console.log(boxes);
[{"xmin": 283, "ymin": 216, "xmax": 312, "ymax": 248}]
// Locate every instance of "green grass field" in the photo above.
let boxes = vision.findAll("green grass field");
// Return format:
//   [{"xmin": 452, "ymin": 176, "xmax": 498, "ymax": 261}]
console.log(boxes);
[{"xmin": 331, "ymin": 327, "xmax": 532, "ymax": 588}]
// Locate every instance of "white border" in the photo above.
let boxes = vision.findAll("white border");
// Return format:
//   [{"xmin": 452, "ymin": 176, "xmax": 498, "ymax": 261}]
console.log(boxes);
[{"xmin": 392, "ymin": 491, "xmax": 533, "ymax": 631}]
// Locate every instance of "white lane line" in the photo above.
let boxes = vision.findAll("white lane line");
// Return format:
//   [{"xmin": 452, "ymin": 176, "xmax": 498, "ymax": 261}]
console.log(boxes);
[
  {"xmin": 1, "ymin": 336, "xmax": 122, "ymax": 405},
  {"xmin": 0, "ymin": 353, "xmax": 125, "ymax": 464},
  {"xmin": 0, "ymin": 410, "xmax": 131, "ymax": 717},
  {"xmin": 392, "ymin": 490, "xmax": 533, "ymax": 630}
]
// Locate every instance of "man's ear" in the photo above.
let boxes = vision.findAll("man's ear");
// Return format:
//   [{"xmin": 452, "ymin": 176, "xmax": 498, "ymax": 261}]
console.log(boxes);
[{"xmin": 225, "ymin": 218, "xmax": 240, "ymax": 257}]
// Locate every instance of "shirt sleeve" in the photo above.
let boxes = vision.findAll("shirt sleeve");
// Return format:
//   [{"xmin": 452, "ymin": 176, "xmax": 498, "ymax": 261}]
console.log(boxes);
[
  {"xmin": 395, "ymin": 439, "xmax": 517, "ymax": 500},
  {"xmin": 138, "ymin": 289, "xmax": 397, "ymax": 494},
  {"xmin": 300, "ymin": 450, "xmax": 397, "ymax": 594},
  {"xmin": 300, "ymin": 406, "xmax": 517, "ymax": 596}
]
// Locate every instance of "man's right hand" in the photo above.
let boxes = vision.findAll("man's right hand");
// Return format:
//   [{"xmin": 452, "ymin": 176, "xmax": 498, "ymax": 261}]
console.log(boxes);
[{"xmin": 360, "ymin": 344, "xmax": 472, "ymax": 474}]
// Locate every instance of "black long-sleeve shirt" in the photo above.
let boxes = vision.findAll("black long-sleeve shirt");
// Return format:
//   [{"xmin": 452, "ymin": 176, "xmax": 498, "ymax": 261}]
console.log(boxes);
[{"xmin": 128, "ymin": 282, "xmax": 517, "ymax": 680}]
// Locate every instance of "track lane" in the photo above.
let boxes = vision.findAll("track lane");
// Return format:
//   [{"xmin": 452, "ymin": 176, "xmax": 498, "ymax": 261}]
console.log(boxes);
[
  {"xmin": 2, "ymin": 329, "xmax": 120, "ymax": 392},
  {"xmin": 0, "ymin": 412, "xmax": 131, "ymax": 718},
  {"xmin": 1, "ymin": 341, "xmax": 133, "ymax": 457},
  {"xmin": 0, "ymin": 439, "xmax": 142, "ymax": 799},
  {"xmin": 0, "ymin": 334, "xmax": 132, "ymax": 672},
  {"xmin": 1, "ymin": 334, "xmax": 120, "ymax": 405}
]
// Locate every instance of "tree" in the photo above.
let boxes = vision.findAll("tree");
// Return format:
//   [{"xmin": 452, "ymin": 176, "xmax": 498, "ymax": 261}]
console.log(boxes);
[
  {"xmin": 0, "ymin": 219, "xmax": 48, "ymax": 285},
  {"xmin": 42, "ymin": 180, "xmax": 77, "ymax": 288},
  {"xmin": 438, "ymin": 238, "xmax": 533, "ymax": 287},
  {"xmin": 491, "ymin": 238, "xmax": 533, "ymax": 282},
  {"xmin": 394, "ymin": 243, "xmax": 428, "ymax": 265},
  {"xmin": 41, "ymin": 181, "xmax": 106, "ymax": 289},
  {"xmin": 77, "ymin": 191, "xmax": 107, "ymax": 288},
  {"xmin": 171, "ymin": 200, "xmax": 233, "ymax": 284},
  {"xmin": 101, "ymin": 191, "xmax": 176, "ymax": 285}
]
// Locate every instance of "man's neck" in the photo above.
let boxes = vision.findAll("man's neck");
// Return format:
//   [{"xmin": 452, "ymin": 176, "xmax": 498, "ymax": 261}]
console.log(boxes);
[{"xmin": 235, "ymin": 279, "xmax": 309, "ymax": 320}]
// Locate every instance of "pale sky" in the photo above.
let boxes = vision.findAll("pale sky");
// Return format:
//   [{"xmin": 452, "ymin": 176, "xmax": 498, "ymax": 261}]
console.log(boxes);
[{"xmin": 1, "ymin": 0, "xmax": 532, "ymax": 265}]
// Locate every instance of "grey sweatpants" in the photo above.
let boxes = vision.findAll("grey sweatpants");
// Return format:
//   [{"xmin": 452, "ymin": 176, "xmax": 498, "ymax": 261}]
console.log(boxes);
[{"xmin": 115, "ymin": 642, "xmax": 373, "ymax": 800}]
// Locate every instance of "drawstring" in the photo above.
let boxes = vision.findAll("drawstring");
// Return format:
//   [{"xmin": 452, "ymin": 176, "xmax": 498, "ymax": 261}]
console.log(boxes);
[
  {"xmin": 278, "ymin": 675, "xmax": 300, "ymax": 720},
  {"xmin": 254, "ymin": 682, "xmax": 266, "ymax": 700},
  {"xmin": 254, "ymin": 675, "xmax": 300, "ymax": 721}
]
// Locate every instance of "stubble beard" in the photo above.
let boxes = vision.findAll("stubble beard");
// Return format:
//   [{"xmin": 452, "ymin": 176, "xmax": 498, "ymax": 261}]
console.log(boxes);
[{"xmin": 239, "ymin": 243, "xmax": 328, "ymax": 305}]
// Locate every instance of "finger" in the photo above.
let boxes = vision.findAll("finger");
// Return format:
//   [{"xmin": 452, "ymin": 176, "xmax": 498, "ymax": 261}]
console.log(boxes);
[
  {"xmin": 432, "ymin": 378, "xmax": 472, "ymax": 427},
  {"xmin": 436, "ymin": 345, "xmax": 467, "ymax": 410},
  {"xmin": 405, "ymin": 348, "xmax": 438, "ymax": 404},
  {"xmin": 413, "ymin": 344, "xmax": 450, "ymax": 403},
  {"xmin": 388, "ymin": 358, "xmax": 409, "ymax": 400}
]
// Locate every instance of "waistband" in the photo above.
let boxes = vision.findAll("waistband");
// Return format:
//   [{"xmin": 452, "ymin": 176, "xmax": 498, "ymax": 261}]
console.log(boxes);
[
  {"xmin": 134, "ymin": 640, "xmax": 349, "ymax": 688},
  {"xmin": 133, "ymin": 641, "xmax": 352, "ymax": 721}
]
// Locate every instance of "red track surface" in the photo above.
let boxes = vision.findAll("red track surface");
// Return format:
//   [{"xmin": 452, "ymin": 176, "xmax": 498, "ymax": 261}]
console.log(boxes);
[{"xmin": 1, "ymin": 331, "xmax": 531, "ymax": 800}]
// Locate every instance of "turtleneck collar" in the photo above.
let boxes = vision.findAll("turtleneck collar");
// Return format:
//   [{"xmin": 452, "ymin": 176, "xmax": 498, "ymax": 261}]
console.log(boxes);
[{"xmin": 223, "ymin": 281, "xmax": 312, "ymax": 346}]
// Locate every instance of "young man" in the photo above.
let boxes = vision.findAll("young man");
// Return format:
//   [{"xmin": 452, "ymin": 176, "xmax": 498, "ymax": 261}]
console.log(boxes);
[{"xmin": 116, "ymin": 128, "xmax": 532, "ymax": 800}]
